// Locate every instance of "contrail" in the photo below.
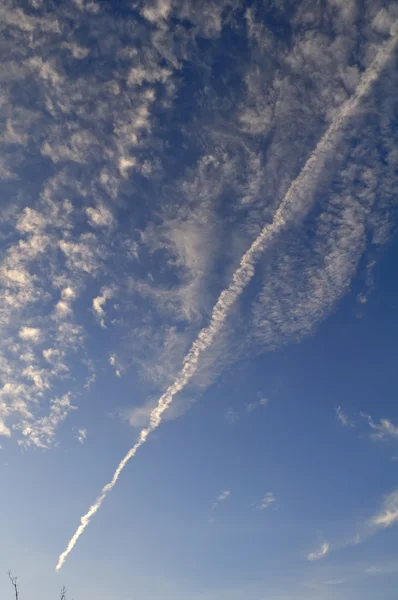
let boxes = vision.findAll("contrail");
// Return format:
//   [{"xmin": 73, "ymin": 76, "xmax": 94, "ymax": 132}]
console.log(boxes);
[{"xmin": 56, "ymin": 32, "xmax": 397, "ymax": 571}]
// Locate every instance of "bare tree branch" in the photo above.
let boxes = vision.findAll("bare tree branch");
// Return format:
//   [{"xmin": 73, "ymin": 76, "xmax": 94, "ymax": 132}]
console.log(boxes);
[
  {"xmin": 7, "ymin": 572, "xmax": 72, "ymax": 599},
  {"xmin": 7, "ymin": 571, "xmax": 19, "ymax": 600}
]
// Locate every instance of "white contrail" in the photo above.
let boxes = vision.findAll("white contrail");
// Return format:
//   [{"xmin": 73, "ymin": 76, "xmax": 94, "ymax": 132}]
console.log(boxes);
[{"xmin": 56, "ymin": 33, "xmax": 397, "ymax": 572}]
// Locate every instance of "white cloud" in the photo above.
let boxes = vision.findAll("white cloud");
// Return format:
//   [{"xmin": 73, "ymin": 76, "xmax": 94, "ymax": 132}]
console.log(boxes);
[
  {"xmin": 22, "ymin": 365, "xmax": 50, "ymax": 392},
  {"xmin": 224, "ymin": 408, "xmax": 239, "ymax": 425},
  {"xmin": 59, "ymin": 234, "xmax": 103, "ymax": 276},
  {"xmin": 2, "ymin": 268, "xmax": 31, "ymax": 287},
  {"xmin": 307, "ymin": 542, "xmax": 330, "ymax": 561},
  {"xmin": 118, "ymin": 157, "xmax": 136, "ymax": 178},
  {"xmin": 19, "ymin": 327, "xmax": 41, "ymax": 343},
  {"xmin": 62, "ymin": 41, "xmax": 90, "ymax": 59},
  {"xmin": 370, "ymin": 490, "xmax": 398, "ymax": 528},
  {"xmin": 336, "ymin": 406, "xmax": 353, "ymax": 427},
  {"xmin": 217, "ymin": 490, "xmax": 231, "ymax": 502},
  {"xmin": 17, "ymin": 393, "xmax": 77, "ymax": 449},
  {"xmin": 109, "ymin": 354, "xmax": 122, "ymax": 377},
  {"xmin": 77, "ymin": 428, "xmax": 87, "ymax": 444},
  {"xmin": 257, "ymin": 492, "xmax": 276, "ymax": 510},
  {"xmin": 16, "ymin": 207, "xmax": 48, "ymax": 233},
  {"xmin": 86, "ymin": 204, "xmax": 115, "ymax": 229},
  {"xmin": 361, "ymin": 413, "xmax": 398, "ymax": 441},
  {"xmin": 371, "ymin": 8, "xmax": 396, "ymax": 35},
  {"xmin": 247, "ymin": 397, "xmax": 269, "ymax": 413},
  {"xmin": 141, "ymin": 0, "xmax": 172, "ymax": 23},
  {"xmin": 61, "ymin": 287, "xmax": 76, "ymax": 301},
  {"xmin": 0, "ymin": 198, "xmax": 93, "ymax": 445},
  {"xmin": 127, "ymin": 403, "xmax": 153, "ymax": 428},
  {"xmin": 212, "ymin": 490, "xmax": 231, "ymax": 510},
  {"xmin": 126, "ymin": 393, "xmax": 196, "ymax": 428},
  {"xmin": 92, "ymin": 286, "xmax": 115, "ymax": 328},
  {"xmin": 0, "ymin": 420, "xmax": 11, "ymax": 438},
  {"xmin": 54, "ymin": 300, "xmax": 73, "ymax": 319}
]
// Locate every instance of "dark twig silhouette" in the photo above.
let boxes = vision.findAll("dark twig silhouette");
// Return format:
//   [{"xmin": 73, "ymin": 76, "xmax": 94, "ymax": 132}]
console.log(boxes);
[
  {"xmin": 8, "ymin": 572, "xmax": 19, "ymax": 600},
  {"xmin": 7, "ymin": 572, "xmax": 71, "ymax": 599}
]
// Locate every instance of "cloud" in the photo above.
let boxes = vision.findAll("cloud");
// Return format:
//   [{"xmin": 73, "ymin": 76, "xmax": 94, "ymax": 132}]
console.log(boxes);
[
  {"xmin": 365, "ymin": 561, "xmax": 398, "ymax": 577},
  {"xmin": 370, "ymin": 490, "xmax": 398, "ymax": 528},
  {"xmin": 224, "ymin": 408, "xmax": 239, "ymax": 425},
  {"xmin": 86, "ymin": 204, "xmax": 115, "ymax": 229},
  {"xmin": 76, "ymin": 428, "xmax": 87, "ymax": 444},
  {"xmin": 126, "ymin": 393, "xmax": 196, "ymax": 428},
  {"xmin": 0, "ymin": 196, "xmax": 93, "ymax": 446},
  {"xmin": 361, "ymin": 413, "xmax": 398, "ymax": 441},
  {"xmin": 321, "ymin": 579, "xmax": 346, "ymax": 586},
  {"xmin": 213, "ymin": 490, "xmax": 231, "ymax": 510},
  {"xmin": 226, "ymin": 396, "xmax": 269, "ymax": 424},
  {"xmin": 257, "ymin": 492, "xmax": 276, "ymax": 510},
  {"xmin": 307, "ymin": 542, "xmax": 330, "ymax": 561},
  {"xmin": 92, "ymin": 286, "xmax": 115, "ymax": 328},
  {"xmin": 19, "ymin": 327, "xmax": 41, "ymax": 343},
  {"xmin": 315, "ymin": 489, "xmax": 398, "ymax": 558},
  {"xmin": 216, "ymin": 490, "xmax": 231, "ymax": 502},
  {"xmin": 335, "ymin": 406, "xmax": 353, "ymax": 428},
  {"xmin": 247, "ymin": 397, "xmax": 269, "ymax": 413},
  {"xmin": 141, "ymin": 0, "xmax": 172, "ymax": 23},
  {"xmin": 109, "ymin": 354, "xmax": 122, "ymax": 378},
  {"xmin": 59, "ymin": 235, "xmax": 103, "ymax": 276},
  {"xmin": 56, "ymin": 29, "xmax": 398, "ymax": 570},
  {"xmin": 0, "ymin": 420, "xmax": 11, "ymax": 438},
  {"xmin": 17, "ymin": 393, "xmax": 77, "ymax": 449}
]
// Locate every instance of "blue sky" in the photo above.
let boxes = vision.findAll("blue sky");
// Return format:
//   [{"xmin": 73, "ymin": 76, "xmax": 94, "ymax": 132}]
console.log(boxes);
[{"xmin": 1, "ymin": 0, "xmax": 398, "ymax": 598}]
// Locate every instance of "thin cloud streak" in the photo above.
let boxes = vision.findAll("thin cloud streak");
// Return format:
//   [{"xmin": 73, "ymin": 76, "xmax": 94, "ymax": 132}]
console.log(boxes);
[
  {"xmin": 55, "ymin": 32, "xmax": 398, "ymax": 571},
  {"xmin": 336, "ymin": 406, "xmax": 353, "ymax": 428},
  {"xmin": 257, "ymin": 492, "xmax": 276, "ymax": 510},
  {"xmin": 213, "ymin": 489, "xmax": 231, "ymax": 510},
  {"xmin": 370, "ymin": 490, "xmax": 398, "ymax": 528},
  {"xmin": 361, "ymin": 412, "xmax": 398, "ymax": 441},
  {"xmin": 307, "ymin": 542, "xmax": 330, "ymax": 561}
]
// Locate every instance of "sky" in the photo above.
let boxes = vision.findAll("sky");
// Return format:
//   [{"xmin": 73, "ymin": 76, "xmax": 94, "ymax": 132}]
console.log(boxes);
[{"xmin": 1, "ymin": 0, "xmax": 398, "ymax": 598}]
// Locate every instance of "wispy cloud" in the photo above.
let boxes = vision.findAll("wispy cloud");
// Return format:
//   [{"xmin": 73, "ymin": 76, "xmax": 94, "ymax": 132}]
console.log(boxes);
[
  {"xmin": 370, "ymin": 490, "xmax": 398, "ymax": 528},
  {"xmin": 86, "ymin": 204, "xmax": 115, "ymax": 230},
  {"xmin": 246, "ymin": 397, "xmax": 269, "ymax": 413},
  {"xmin": 224, "ymin": 408, "xmax": 239, "ymax": 425},
  {"xmin": 16, "ymin": 393, "xmax": 77, "ymax": 449},
  {"xmin": 361, "ymin": 413, "xmax": 398, "ymax": 442},
  {"xmin": 109, "ymin": 354, "xmax": 122, "ymax": 378},
  {"xmin": 321, "ymin": 579, "xmax": 346, "ymax": 586},
  {"xmin": 335, "ymin": 406, "xmax": 354, "ymax": 428},
  {"xmin": 213, "ymin": 490, "xmax": 231, "ymax": 510},
  {"xmin": 92, "ymin": 286, "xmax": 115, "ymax": 328},
  {"xmin": 55, "ymin": 30, "xmax": 398, "ymax": 570},
  {"xmin": 225, "ymin": 396, "xmax": 269, "ymax": 424},
  {"xmin": 76, "ymin": 428, "xmax": 87, "ymax": 444},
  {"xmin": 304, "ymin": 488, "xmax": 398, "ymax": 562},
  {"xmin": 307, "ymin": 542, "xmax": 330, "ymax": 561},
  {"xmin": 257, "ymin": 492, "xmax": 276, "ymax": 510}
]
